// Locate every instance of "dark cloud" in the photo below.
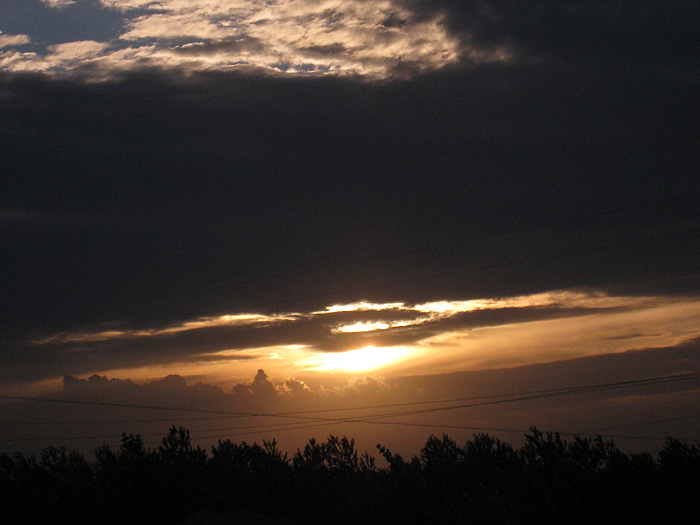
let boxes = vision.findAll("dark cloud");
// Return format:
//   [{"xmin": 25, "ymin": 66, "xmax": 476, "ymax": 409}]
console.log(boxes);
[
  {"xmin": 402, "ymin": 0, "xmax": 700, "ymax": 65},
  {"xmin": 2, "ymin": 65, "xmax": 698, "ymax": 338},
  {"xmin": 381, "ymin": 11, "xmax": 408, "ymax": 29}
]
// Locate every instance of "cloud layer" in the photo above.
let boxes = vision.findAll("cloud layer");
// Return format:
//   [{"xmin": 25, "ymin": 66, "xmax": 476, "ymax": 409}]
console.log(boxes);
[
  {"xmin": 2, "ymin": 0, "xmax": 472, "ymax": 78},
  {"xmin": 4, "ymin": 1, "xmax": 698, "ymax": 79}
]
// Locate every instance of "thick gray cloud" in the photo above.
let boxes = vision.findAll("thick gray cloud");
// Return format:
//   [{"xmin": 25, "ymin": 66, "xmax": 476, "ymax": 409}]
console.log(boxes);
[
  {"xmin": 402, "ymin": 0, "xmax": 700, "ymax": 64},
  {"xmin": 1, "ymin": 65, "xmax": 697, "ymax": 340}
]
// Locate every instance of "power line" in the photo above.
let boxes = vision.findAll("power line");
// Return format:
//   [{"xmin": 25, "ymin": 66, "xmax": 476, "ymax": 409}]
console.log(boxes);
[
  {"xmin": 582, "ymin": 412, "xmax": 700, "ymax": 435},
  {"xmin": 0, "ymin": 387, "xmax": 596, "ymax": 426},
  {"xmin": 9, "ymin": 375, "xmax": 678, "ymax": 425},
  {"xmin": 144, "ymin": 422, "xmax": 697, "ymax": 448},
  {"xmin": 2, "ymin": 370, "xmax": 698, "ymax": 445},
  {"xmin": 0, "ymin": 415, "xmax": 243, "ymax": 426},
  {"xmin": 3, "ymin": 370, "xmax": 698, "ymax": 424}
]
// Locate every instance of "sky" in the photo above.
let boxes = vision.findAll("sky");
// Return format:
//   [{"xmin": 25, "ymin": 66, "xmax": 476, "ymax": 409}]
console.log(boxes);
[{"xmin": 1, "ymin": 0, "xmax": 700, "ymax": 457}]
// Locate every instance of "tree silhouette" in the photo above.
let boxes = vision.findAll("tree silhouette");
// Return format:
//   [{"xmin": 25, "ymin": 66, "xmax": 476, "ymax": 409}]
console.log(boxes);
[
  {"xmin": 207, "ymin": 438, "xmax": 291, "ymax": 519},
  {"xmin": 94, "ymin": 433, "xmax": 159, "ymax": 522},
  {"xmin": 2, "ymin": 426, "xmax": 700, "ymax": 523}
]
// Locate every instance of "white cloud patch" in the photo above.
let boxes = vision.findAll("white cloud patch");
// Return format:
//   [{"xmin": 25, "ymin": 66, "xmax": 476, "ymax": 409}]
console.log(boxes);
[
  {"xmin": 0, "ymin": 51, "xmax": 45, "ymax": 72},
  {"xmin": 0, "ymin": 32, "xmax": 32, "ymax": 49},
  {"xmin": 2, "ymin": 0, "xmax": 508, "ymax": 79},
  {"xmin": 318, "ymin": 301, "xmax": 406, "ymax": 314},
  {"xmin": 121, "ymin": 11, "xmax": 233, "ymax": 40},
  {"xmin": 111, "ymin": 0, "xmax": 466, "ymax": 77},
  {"xmin": 47, "ymin": 40, "xmax": 110, "ymax": 62}
]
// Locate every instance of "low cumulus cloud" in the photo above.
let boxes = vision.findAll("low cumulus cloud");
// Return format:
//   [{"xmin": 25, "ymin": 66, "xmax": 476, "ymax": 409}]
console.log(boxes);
[
  {"xmin": 51, "ymin": 337, "xmax": 700, "ymax": 414},
  {"xmin": 55, "ymin": 366, "xmax": 397, "ymax": 418}
]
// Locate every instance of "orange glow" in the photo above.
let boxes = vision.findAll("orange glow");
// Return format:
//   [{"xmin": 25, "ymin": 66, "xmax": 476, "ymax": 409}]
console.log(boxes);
[
  {"xmin": 309, "ymin": 346, "xmax": 413, "ymax": 373},
  {"xmin": 30, "ymin": 291, "xmax": 700, "ymax": 389}
]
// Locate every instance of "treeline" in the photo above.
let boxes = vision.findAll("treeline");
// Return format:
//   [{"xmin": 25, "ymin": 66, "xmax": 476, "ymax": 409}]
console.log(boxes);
[{"xmin": 2, "ymin": 427, "xmax": 700, "ymax": 524}]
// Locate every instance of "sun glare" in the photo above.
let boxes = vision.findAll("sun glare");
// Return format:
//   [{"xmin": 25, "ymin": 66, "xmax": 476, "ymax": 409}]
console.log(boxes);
[{"xmin": 313, "ymin": 346, "xmax": 411, "ymax": 373}]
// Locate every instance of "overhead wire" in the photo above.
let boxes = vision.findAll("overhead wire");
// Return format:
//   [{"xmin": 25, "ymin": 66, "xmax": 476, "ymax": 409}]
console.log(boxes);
[
  {"xmin": 2, "ymin": 370, "xmax": 699, "ymax": 446},
  {"xmin": 2, "ymin": 370, "xmax": 698, "ymax": 425},
  {"xmin": 6, "ymin": 375, "xmax": 688, "ymax": 426},
  {"xmin": 580, "ymin": 412, "xmax": 700, "ymax": 435}
]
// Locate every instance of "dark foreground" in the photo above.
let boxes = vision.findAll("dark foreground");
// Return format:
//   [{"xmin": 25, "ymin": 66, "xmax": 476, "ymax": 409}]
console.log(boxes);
[{"xmin": 2, "ymin": 427, "xmax": 699, "ymax": 524}]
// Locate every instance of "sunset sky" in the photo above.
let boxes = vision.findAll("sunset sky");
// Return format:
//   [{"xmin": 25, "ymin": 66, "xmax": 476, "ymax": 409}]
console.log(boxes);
[{"xmin": 1, "ymin": 0, "xmax": 700, "ymax": 457}]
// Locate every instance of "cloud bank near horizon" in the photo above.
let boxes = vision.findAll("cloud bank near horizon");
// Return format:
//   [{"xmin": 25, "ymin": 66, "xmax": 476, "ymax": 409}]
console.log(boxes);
[{"xmin": 3, "ymin": 338, "xmax": 700, "ymax": 455}]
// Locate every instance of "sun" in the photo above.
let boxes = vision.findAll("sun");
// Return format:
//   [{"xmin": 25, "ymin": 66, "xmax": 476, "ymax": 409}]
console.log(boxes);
[{"xmin": 313, "ymin": 346, "xmax": 411, "ymax": 373}]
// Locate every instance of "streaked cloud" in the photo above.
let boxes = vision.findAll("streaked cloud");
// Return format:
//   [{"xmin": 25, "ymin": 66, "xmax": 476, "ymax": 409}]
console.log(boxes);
[
  {"xmin": 317, "ymin": 301, "xmax": 406, "ymax": 314},
  {"xmin": 41, "ymin": 0, "xmax": 77, "ymax": 7},
  {"xmin": 13, "ymin": 289, "xmax": 698, "ymax": 388},
  {"xmin": 34, "ymin": 290, "xmax": 656, "ymax": 346},
  {"xmin": 322, "ymin": 291, "xmax": 664, "ymax": 335},
  {"xmin": 34, "ymin": 312, "xmax": 300, "ymax": 345},
  {"xmin": 411, "ymin": 299, "xmax": 700, "ymax": 375}
]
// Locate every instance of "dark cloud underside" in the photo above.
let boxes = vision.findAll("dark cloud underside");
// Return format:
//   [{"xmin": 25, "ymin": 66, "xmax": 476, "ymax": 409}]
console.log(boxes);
[
  {"xmin": 2, "ymin": 64, "xmax": 698, "ymax": 335},
  {"xmin": 406, "ymin": 0, "xmax": 700, "ymax": 63}
]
